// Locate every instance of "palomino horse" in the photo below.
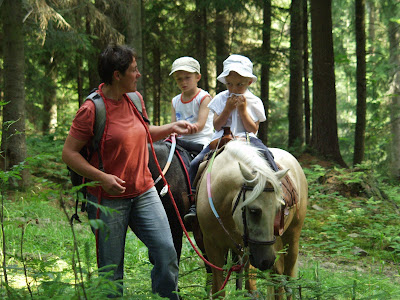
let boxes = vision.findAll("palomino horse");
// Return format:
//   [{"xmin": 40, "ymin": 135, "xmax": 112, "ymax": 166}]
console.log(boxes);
[{"xmin": 196, "ymin": 140, "xmax": 308, "ymax": 298}]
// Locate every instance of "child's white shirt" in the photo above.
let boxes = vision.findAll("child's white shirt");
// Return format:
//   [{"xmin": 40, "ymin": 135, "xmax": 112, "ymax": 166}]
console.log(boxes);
[
  {"xmin": 208, "ymin": 89, "xmax": 266, "ymax": 141},
  {"xmin": 172, "ymin": 89, "xmax": 214, "ymax": 146}
]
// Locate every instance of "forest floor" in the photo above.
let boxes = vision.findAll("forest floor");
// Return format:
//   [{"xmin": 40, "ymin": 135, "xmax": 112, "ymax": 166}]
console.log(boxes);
[
  {"xmin": 295, "ymin": 152, "xmax": 400, "ymax": 285},
  {"xmin": 3, "ymin": 142, "xmax": 399, "ymax": 298}
]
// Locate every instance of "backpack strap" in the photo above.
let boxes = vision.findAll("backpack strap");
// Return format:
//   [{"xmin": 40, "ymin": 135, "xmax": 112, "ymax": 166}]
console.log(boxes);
[
  {"xmin": 71, "ymin": 90, "xmax": 147, "ymax": 222},
  {"xmin": 85, "ymin": 90, "xmax": 149, "ymax": 171},
  {"xmin": 86, "ymin": 92, "xmax": 106, "ymax": 152},
  {"xmin": 85, "ymin": 91, "xmax": 106, "ymax": 171},
  {"xmin": 127, "ymin": 92, "xmax": 142, "ymax": 113},
  {"xmin": 126, "ymin": 92, "xmax": 150, "ymax": 124}
]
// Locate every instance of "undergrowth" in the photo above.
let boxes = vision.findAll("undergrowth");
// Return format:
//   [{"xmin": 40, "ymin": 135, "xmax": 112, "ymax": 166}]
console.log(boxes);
[{"xmin": 0, "ymin": 135, "xmax": 399, "ymax": 299}]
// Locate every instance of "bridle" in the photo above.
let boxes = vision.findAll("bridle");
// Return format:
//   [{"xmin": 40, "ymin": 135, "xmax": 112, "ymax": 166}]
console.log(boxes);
[
  {"xmin": 232, "ymin": 184, "xmax": 277, "ymax": 248},
  {"xmin": 206, "ymin": 138, "xmax": 277, "ymax": 251}
]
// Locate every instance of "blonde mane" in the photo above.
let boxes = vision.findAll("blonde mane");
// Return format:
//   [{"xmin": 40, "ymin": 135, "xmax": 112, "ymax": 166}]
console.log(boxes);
[{"xmin": 224, "ymin": 140, "xmax": 284, "ymax": 210}]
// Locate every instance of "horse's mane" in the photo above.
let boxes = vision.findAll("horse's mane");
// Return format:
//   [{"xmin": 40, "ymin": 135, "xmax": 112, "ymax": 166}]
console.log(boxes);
[{"xmin": 224, "ymin": 140, "xmax": 284, "ymax": 210}]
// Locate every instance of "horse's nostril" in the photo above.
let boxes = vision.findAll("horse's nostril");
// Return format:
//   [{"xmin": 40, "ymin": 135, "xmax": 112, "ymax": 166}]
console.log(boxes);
[
  {"xmin": 250, "ymin": 255, "xmax": 275, "ymax": 271},
  {"xmin": 260, "ymin": 259, "xmax": 275, "ymax": 271}
]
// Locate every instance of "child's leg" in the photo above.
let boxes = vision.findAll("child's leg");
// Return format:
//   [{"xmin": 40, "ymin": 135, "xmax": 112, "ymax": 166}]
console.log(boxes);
[
  {"xmin": 189, "ymin": 145, "xmax": 211, "ymax": 188},
  {"xmin": 249, "ymin": 137, "xmax": 279, "ymax": 171},
  {"xmin": 186, "ymin": 145, "xmax": 211, "ymax": 221}
]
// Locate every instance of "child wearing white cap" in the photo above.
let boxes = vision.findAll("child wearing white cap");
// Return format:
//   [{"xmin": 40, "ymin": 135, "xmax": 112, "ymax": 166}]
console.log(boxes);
[
  {"xmin": 170, "ymin": 57, "xmax": 214, "ymax": 148},
  {"xmin": 185, "ymin": 54, "xmax": 278, "ymax": 222}
]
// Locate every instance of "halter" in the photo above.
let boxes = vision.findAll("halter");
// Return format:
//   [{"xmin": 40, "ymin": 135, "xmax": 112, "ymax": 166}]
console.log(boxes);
[
  {"xmin": 232, "ymin": 184, "xmax": 277, "ymax": 247},
  {"xmin": 207, "ymin": 139, "xmax": 277, "ymax": 251}
]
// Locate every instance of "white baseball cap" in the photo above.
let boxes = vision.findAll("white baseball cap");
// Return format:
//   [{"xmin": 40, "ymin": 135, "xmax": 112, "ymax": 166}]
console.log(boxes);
[
  {"xmin": 169, "ymin": 57, "xmax": 200, "ymax": 75},
  {"xmin": 217, "ymin": 54, "xmax": 257, "ymax": 84}
]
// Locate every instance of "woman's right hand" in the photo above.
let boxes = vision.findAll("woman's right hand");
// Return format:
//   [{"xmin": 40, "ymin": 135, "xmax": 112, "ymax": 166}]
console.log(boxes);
[{"xmin": 99, "ymin": 173, "xmax": 126, "ymax": 195}]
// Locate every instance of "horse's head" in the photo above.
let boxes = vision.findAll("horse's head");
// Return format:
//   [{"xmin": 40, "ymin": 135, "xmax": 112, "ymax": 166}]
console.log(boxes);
[{"xmin": 225, "ymin": 141, "xmax": 288, "ymax": 271}]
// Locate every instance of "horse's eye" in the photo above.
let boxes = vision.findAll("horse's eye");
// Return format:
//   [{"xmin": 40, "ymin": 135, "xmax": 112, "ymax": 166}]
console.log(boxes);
[{"xmin": 249, "ymin": 208, "xmax": 262, "ymax": 217}]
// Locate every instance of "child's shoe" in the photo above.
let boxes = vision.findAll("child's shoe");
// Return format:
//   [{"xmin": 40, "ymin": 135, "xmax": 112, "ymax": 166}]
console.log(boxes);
[{"xmin": 184, "ymin": 204, "xmax": 197, "ymax": 222}]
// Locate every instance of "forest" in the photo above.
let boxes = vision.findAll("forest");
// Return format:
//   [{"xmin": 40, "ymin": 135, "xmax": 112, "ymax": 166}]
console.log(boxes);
[{"xmin": 1, "ymin": 0, "xmax": 400, "ymax": 299}]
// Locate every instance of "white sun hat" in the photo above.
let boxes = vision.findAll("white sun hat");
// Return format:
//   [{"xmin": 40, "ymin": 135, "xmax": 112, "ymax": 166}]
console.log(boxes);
[
  {"xmin": 217, "ymin": 54, "xmax": 257, "ymax": 84},
  {"xmin": 169, "ymin": 57, "xmax": 200, "ymax": 75}
]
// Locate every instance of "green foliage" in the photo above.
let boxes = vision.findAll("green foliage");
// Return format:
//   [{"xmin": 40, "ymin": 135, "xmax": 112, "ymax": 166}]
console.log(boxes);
[
  {"xmin": 2, "ymin": 0, "xmax": 400, "ymax": 297},
  {"xmin": 1, "ymin": 134, "xmax": 400, "ymax": 298},
  {"xmin": 303, "ymin": 163, "xmax": 400, "ymax": 264}
]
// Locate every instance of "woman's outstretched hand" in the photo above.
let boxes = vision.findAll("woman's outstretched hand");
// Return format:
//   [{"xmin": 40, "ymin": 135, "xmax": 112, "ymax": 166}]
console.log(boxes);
[{"xmin": 172, "ymin": 121, "xmax": 199, "ymax": 135}]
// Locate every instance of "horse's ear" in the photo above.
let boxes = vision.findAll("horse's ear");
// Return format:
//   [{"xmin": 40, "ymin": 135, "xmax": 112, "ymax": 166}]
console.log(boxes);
[
  {"xmin": 238, "ymin": 162, "xmax": 256, "ymax": 181},
  {"xmin": 275, "ymin": 169, "xmax": 289, "ymax": 180}
]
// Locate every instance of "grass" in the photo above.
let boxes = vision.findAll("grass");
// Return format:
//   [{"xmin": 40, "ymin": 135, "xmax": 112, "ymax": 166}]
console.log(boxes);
[{"xmin": 1, "ymin": 134, "xmax": 400, "ymax": 299}]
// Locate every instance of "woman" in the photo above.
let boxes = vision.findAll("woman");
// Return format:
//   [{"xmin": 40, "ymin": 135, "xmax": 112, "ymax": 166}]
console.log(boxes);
[{"xmin": 62, "ymin": 44, "xmax": 197, "ymax": 299}]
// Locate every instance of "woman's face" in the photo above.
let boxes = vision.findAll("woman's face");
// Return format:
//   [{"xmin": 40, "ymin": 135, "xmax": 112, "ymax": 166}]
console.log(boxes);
[
  {"xmin": 118, "ymin": 58, "xmax": 141, "ymax": 93},
  {"xmin": 225, "ymin": 71, "xmax": 252, "ymax": 95}
]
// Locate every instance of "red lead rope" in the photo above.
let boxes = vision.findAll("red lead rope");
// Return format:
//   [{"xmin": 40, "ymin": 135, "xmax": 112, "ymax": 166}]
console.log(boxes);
[
  {"xmin": 139, "ymin": 118, "xmax": 243, "ymax": 291},
  {"xmin": 147, "ymin": 136, "xmax": 244, "ymax": 291}
]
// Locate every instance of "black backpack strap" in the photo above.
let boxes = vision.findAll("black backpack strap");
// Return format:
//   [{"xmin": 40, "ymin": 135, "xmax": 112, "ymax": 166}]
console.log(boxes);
[
  {"xmin": 126, "ymin": 92, "xmax": 150, "ymax": 124},
  {"xmin": 86, "ymin": 91, "xmax": 106, "ymax": 171}
]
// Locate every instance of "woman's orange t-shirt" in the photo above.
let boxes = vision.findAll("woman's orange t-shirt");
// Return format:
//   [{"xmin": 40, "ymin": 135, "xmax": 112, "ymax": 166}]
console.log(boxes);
[{"xmin": 69, "ymin": 87, "xmax": 154, "ymax": 199}]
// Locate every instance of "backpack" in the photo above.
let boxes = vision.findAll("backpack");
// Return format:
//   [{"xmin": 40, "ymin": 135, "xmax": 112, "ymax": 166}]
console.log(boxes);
[{"xmin": 69, "ymin": 89, "xmax": 147, "ymax": 224}]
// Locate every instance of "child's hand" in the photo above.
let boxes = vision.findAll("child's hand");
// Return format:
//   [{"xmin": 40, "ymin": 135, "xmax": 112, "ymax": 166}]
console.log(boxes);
[
  {"xmin": 226, "ymin": 95, "xmax": 239, "ymax": 111},
  {"xmin": 236, "ymin": 95, "xmax": 247, "ymax": 110}
]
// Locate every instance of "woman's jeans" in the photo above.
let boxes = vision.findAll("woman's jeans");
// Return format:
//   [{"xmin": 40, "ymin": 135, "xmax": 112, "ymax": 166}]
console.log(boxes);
[{"xmin": 87, "ymin": 187, "xmax": 179, "ymax": 299}]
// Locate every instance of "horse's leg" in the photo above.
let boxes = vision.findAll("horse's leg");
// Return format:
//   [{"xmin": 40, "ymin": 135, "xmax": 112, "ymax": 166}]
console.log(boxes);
[
  {"xmin": 191, "ymin": 218, "xmax": 213, "ymax": 293},
  {"xmin": 202, "ymin": 239, "xmax": 228, "ymax": 298},
  {"xmin": 170, "ymin": 221, "xmax": 183, "ymax": 263},
  {"xmin": 271, "ymin": 238, "xmax": 285, "ymax": 300},
  {"xmin": 277, "ymin": 228, "xmax": 302, "ymax": 300},
  {"xmin": 273, "ymin": 230, "xmax": 302, "ymax": 300},
  {"xmin": 279, "ymin": 205, "xmax": 307, "ymax": 300},
  {"xmin": 244, "ymin": 264, "xmax": 257, "ymax": 293}
]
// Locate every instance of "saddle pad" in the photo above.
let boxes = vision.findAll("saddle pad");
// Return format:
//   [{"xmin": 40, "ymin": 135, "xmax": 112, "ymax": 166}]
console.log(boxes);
[{"xmin": 274, "ymin": 163, "xmax": 299, "ymax": 236}]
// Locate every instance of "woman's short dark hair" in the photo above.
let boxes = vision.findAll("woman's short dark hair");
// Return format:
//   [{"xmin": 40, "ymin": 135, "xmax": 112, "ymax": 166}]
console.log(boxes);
[{"xmin": 98, "ymin": 44, "xmax": 138, "ymax": 85}]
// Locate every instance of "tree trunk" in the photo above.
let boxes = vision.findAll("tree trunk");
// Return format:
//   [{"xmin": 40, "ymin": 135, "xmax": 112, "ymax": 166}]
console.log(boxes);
[
  {"xmin": 195, "ymin": 0, "xmax": 209, "ymax": 91},
  {"xmin": 303, "ymin": 0, "xmax": 311, "ymax": 145},
  {"xmin": 86, "ymin": 10, "xmax": 101, "ymax": 94},
  {"xmin": 1, "ymin": 0, "xmax": 29, "ymax": 186},
  {"xmin": 310, "ymin": 0, "xmax": 347, "ymax": 167},
  {"xmin": 353, "ymin": 0, "xmax": 367, "ymax": 166},
  {"xmin": 387, "ymin": 8, "xmax": 400, "ymax": 180},
  {"xmin": 76, "ymin": 54, "xmax": 84, "ymax": 107},
  {"xmin": 258, "ymin": 0, "xmax": 272, "ymax": 145},
  {"xmin": 42, "ymin": 61, "xmax": 58, "ymax": 134},
  {"xmin": 152, "ymin": 27, "xmax": 161, "ymax": 126},
  {"xmin": 125, "ymin": 0, "xmax": 144, "ymax": 94},
  {"xmin": 75, "ymin": 10, "xmax": 84, "ymax": 107},
  {"xmin": 215, "ymin": 7, "xmax": 229, "ymax": 93},
  {"xmin": 87, "ymin": 3, "xmax": 101, "ymax": 93},
  {"xmin": 288, "ymin": 0, "xmax": 304, "ymax": 149},
  {"xmin": 366, "ymin": 0, "xmax": 375, "ymax": 55}
]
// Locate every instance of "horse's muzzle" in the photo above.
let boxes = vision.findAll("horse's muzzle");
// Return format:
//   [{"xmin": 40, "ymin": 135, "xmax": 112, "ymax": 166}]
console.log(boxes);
[
  {"xmin": 249, "ymin": 244, "xmax": 276, "ymax": 271},
  {"xmin": 250, "ymin": 255, "xmax": 275, "ymax": 271}
]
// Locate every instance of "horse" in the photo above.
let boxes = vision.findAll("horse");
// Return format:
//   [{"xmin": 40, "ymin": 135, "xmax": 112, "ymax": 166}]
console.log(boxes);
[
  {"xmin": 147, "ymin": 140, "xmax": 192, "ymax": 262},
  {"xmin": 147, "ymin": 139, "xmax": 207, "ymax": 265},
  {"xmin": 196, "ymin": 140, "xmax": 308, "ymax": 298}
]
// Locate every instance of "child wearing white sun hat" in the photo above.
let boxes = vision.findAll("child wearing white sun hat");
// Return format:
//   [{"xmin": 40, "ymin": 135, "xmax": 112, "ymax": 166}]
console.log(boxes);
[{"xmin": 185, "ymin": 54, "xmax": 278, "ymax": 222}]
